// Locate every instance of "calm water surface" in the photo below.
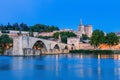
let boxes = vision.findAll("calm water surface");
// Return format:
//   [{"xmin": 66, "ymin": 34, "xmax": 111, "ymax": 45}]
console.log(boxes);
[{"xmin": 0, "ymin": 54, "xmax": 120, "ymax": 80}]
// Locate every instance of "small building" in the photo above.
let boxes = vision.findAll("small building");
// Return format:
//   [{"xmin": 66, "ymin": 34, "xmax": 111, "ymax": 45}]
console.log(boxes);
[
  {"xmin": 39, "ymin": 32, "xmax": 54, "ymax": 37},
  {"xmin": 33, "ymin": 32, "xmax": 39, "ymax": 37},
  {"xmin": 116, "ymin": 32, "xmax": 120, "ymax": 37},
  {"xmin": 67, "ymin": 37, "xmax": 80, "ymax": 50}
]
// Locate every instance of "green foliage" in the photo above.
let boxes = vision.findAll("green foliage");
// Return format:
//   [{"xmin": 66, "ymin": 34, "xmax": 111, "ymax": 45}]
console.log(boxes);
[
  {"xmin": 53, "ymin": 32, "xmax": 59, "ymax": 39},
  {"xmin": 20, "ymin": 23, "xmax": 29, "ymax": 31},
  {"xmin": 0, "ymin": 23, "xmax": 59, "ymax": 32},
  {"xmin": 7, "ymin": 23, "xmax": 13, "ymax": 30},
  {"xmin": 30, "ymin": 24, "xmax": 59, "ymax": 32},
  {"xmin": 38, "ymin": 36, "xmax": 53, "ymax": 39},
  {"xmin": 61, "ymin": 36, "xmax": 68, "ymax": 43},
  {"xmin": 90, "ymin": 30, "xmax": 105, "ymax": 49},
  {"xmin": 82, "ymin": 34, "xmax": 89, "ymax": 40},
  {"xmin": 0, "ymin": 34, "xmax": 13, "ymax": 54},
  {"xmin": 29, "ymin": 29, "xmax": 34, "ymax": 37},
  {"xmin": 13, "ymin": 23, "xmax": 20, "ymax": 30},
  {"xmin": 0, "ymin": 34, "xmax": 13, "ymax": 43},
  {"xmin": 90, "ymin": 30, "xmax": 119, "ymax": 49},
  {"xmin": 106, "ymin": 32, "xmax": 119, "ymax": 47},
  {"xmin": 53, "ymin": 32, "xmax": 77, "ymax": 43},
  {"xmin": 70, "ymin": 50, "xmax": 115, "ymax": 54}
]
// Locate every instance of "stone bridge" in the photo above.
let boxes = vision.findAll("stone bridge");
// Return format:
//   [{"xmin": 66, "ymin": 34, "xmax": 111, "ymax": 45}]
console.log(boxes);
[{"xmin": 12, "ymin": 36, "xmax": 72, "ymax": 55}]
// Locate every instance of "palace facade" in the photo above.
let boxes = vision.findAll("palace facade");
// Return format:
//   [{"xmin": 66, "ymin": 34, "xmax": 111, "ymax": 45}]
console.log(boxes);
[{"xmin": 77, "ymin": 20, "xmax": 92, "ymax": 38}]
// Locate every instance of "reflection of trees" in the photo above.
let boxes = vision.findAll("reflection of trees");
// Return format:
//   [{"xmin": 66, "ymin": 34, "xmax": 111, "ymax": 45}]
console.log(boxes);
[{"xmin": 71, "ymin": 53, "xmax": 120, "ymax": 60}]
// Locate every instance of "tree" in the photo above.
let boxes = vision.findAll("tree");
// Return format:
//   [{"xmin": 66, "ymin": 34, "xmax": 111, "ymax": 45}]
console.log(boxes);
[
  {"xmin": 0, "ymin": 34, "xmax": 13, "ymax": 54},
  {"xmin": 90, "ymin": 30, "xmax": 105, "ymax": 49},
  {"xmin": 82, "ymin": 34, "xmax": 89, "ymax": 40},
  {"xmin": 106, "ymin": 32, "xmax": 119, "ymax": 49},
  {"xmin": 0, "ymin": 23, "xmax": 59, "ymax": 32},
  {"xmin": 13, "ymin": 23, "xmax": 20, "ymax": 30},
  {"xmin": 30, "ymin": 24, "xmax": 59, "ymax": 32},
  {"xmin": 7, "ymin": 23, "xmax": 13, "ymax": 30},
  {"xmin": 29, "ymin": 28, "xmax": 34, "ymax": 37},
  {"xmin": 48, "ymin": 26, "xmax": 59, "ymax": 32},
  {"xmin": 53, "ymin": 32, "xmax": 59, "ymax": 39},
  {"xmin": 0, "ymin": 24, "xmax": 4, "ymax": 30},
  {"xmin": 20, "ymin": 23, "xmax": 29, "ymax": 31}
]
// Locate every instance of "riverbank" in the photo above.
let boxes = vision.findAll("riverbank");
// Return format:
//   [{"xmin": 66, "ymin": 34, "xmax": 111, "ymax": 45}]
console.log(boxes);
[{"xmin": 70, "ymin": 50, "xmax": 120, "ymax": 54}]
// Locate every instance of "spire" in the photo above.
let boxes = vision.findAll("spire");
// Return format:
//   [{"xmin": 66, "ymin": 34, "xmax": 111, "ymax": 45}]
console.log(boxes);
[
  {"xmin": 58, "ymin": 33, "xmax": 61, "ymax": 43},
  {"xmin": 80, "ymin": 19, "xmax": 82, "ymax": 26}
]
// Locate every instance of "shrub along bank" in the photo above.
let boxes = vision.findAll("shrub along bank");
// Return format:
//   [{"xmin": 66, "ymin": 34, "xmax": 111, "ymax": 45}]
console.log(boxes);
[{"xmin": 70, "ymin": 50, "xmax": 120, "ymax": 54}]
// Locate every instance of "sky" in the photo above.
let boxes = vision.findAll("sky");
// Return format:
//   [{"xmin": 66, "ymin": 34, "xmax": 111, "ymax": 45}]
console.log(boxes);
[{"xmin": 0, "ymin": 0, "xmax": 120, "ymax": 33}]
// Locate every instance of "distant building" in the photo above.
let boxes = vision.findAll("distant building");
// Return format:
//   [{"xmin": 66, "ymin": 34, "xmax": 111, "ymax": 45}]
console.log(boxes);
[
  {"xmin": 115, "ymin": 32, "xmax": 120, "ymax": 37},
  {"xmin": 84, "ymin": 25, "xmax": 92, "ymax": 37},
  {"xmin": 39, "ymin": 29, "xmax": 73, "ymax": 37},
  {"xmin": 0, "ymin": 30, "xmax": 31, "ymax": 38},
  {"xmin": 38, "ymin": 20, "xmax": 93, "ymax": 38},
  {"xmin": 39, "ymin": 32, "xmax": 54, "ymax": 37},
  {"xmin": 67, "ymin": 37, "xmax": 80, "ymax": 50},
  {"xmin": 78, "ymin": 20, "xmax": 93, "ymax": 38},
  {"xmin": 78, "ymin": 20, "xmax": 85, "ymax": 35},
  {"xmin": 59, "ymin": 29, "xmax": 73, "ymax": 32},
  {"xmin": 33, "ymin": 32, "xmax": 39, "ymax": 37}
]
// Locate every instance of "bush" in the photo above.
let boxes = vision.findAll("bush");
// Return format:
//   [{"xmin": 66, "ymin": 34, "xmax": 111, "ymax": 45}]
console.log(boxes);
[{"xmin": 69, "ymin": 50, "xmax": 116, "ymax": 54}]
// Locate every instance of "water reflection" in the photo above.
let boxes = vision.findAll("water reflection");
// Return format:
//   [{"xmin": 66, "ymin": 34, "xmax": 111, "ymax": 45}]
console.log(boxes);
[
  {"xmin": 0, "ymin": 54, "xmax": 120, "ymax": 80},
  {"xmin": 0, "ymin": 64, "xmax": 11, "ymax": 71},
  {"xmin": 69, "ymin": 53, "xmax": 120, "ymax": 60}
]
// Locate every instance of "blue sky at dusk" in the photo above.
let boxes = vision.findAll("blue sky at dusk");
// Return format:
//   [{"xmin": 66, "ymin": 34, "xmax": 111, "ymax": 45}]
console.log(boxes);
[{"xmin": 0, "ymin": 0, "xmax": 120, "ymax": 33}]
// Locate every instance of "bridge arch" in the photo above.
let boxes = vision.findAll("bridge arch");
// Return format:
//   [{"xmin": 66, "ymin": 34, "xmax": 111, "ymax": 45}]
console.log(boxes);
[
  {"xmin": 50, "ymin": 43, "xmax": 61, "ymax": 50},
  {"xmin": 29, "ymin": 38, "xmax": 50, "ymax": 53},
  {"xmin": 53, "ymin": 44, "xmax": 60, "ymax": 50},
  {"xmin": 64, "ymin": 45, "xmax": 68, "ymax": 50},
  {"xmin": 32, "ymin": 40, "xmax": 47, "ymax": 51}
]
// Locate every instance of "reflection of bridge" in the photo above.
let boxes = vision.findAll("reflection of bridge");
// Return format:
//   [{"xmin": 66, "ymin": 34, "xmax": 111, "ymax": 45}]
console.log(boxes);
[{"xmin": 12, "ymin": 36, "xmax": 72, "ymax": 55}]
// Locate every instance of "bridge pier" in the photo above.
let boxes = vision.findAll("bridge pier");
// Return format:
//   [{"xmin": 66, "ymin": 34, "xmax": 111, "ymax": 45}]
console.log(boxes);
[{"xmin": 13, "ymin": 36, "xmax": 24, "ymax": 55}]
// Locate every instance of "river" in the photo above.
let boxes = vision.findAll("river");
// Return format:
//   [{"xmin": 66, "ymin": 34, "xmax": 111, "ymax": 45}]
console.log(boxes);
[{"xmin": 0, "ymin": 53, "xmax": 120, "ymax": 80}]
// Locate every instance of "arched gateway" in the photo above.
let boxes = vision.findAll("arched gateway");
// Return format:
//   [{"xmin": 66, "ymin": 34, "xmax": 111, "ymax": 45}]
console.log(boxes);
[{"xmin": 12, "ymin": 36, "xmax": 71, "ymax": 55}]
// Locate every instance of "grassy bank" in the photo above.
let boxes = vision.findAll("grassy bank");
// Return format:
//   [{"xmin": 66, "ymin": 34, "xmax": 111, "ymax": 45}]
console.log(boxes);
[{"xmin": 70, "ymin": 50, "xmax": 120, "ymax": 54}]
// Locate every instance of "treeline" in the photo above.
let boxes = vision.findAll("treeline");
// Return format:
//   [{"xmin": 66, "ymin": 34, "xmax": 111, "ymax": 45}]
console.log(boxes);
[
  {"xmin": 90, "ymin": 30, "xmax": 119, "ymax": 49},
  {"xmin": 0, "ymin": 23, "xmax": 59, "ymax": 32},
  {"xmin": 70, "ymin": 50, "xmax": 115, "ymax": 54}
]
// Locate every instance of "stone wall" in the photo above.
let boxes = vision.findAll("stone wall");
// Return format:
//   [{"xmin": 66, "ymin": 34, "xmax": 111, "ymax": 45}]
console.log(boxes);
[
  {"xmin": 79, "ymin": 43, "xmax": 94, "ymax": 50},
  {"xmin": 12, "ymin": 36, "xmax": 72, "ymax": 55},
  {"xmin": 67, "ymin": 37, "xmax": 80, "ymax": 50}
]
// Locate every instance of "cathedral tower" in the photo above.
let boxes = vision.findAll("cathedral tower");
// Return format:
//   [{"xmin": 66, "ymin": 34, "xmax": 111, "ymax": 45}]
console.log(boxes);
[{"xmin": 78, "ymin": 20, "xmax": 85, "ymax": 37}]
